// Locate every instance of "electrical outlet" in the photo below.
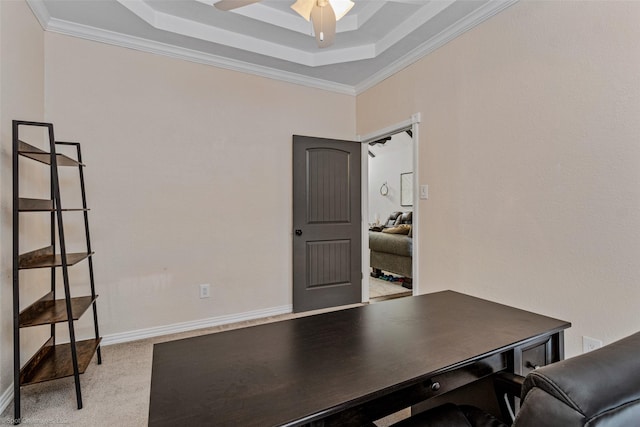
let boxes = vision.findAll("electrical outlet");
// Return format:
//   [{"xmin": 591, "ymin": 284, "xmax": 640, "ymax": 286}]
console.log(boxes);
[
  {"xmin": 199, "ymin": 284, "xmax": 211, "ymax": 299},
  {"xmin": 583, "ymin": 336, "xmax": 602, "ymax": 353}
]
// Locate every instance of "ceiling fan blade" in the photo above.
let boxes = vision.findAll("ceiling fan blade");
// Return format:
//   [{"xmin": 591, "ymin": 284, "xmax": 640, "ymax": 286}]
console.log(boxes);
[
  {"xmin": 214, "ymin": 0, "xmax": 262, "ymax": 11},
  {"xmin": 310, "ymin": 3, "xmax": 336, "ymax": 48},
  {"xmin": 291, "ymin": 0, "xmax": 314, "ymax": 21}
]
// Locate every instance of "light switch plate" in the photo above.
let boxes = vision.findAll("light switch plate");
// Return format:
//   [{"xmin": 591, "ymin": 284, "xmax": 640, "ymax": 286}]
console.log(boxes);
[{"xmin": 420, "ymin": 185, "xmax": 428, "ymax": 199}]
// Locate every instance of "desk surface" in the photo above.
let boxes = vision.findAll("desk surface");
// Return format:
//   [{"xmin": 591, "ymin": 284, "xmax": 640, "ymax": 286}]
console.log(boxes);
[{"xmin": 148, "ymin": 291, "xmax": 570, "ymax": 426}]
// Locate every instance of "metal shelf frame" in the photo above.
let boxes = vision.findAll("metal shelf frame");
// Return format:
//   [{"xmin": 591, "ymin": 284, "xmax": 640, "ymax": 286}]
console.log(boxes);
[{"xmin": 12, "ymin": 120, "xmax": 102, "ymax": 424}]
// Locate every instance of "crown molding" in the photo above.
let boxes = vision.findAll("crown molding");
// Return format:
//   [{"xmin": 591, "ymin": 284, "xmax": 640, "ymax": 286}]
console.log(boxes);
[
  {"xmin": 354, "ymin": 0, "xmax": 519, "ymax": 95},
  {"xmin": 25, "ymin": 0, "xmax": 49, "ymax": 29},
  {"xmin": 28, "ymin": 10, "xmax": 356, "ymax": 95},
  {"xmin": 26, "ymin": 0, "xmax": 518, "ymax": 97}
]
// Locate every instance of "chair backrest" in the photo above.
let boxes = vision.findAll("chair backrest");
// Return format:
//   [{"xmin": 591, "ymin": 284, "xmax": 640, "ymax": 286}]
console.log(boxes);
[{"xmin": 514, "ymin": 331, "xmax": 640, "ymax": 427}]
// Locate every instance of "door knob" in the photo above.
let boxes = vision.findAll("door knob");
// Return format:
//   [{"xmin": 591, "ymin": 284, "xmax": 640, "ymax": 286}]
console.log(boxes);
[{"xmin": 295, "ymin": 229, "xmax": 303, "ymax": 236}]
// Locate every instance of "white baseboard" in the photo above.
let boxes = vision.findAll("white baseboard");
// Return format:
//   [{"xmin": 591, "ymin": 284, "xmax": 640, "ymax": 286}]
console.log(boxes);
[
  {"xmin": 100, "ymin": 304, "xmax": 292, "ymax": 346},
  {"xmin": 0, "ymin": 384, "xmax": 13, "ymax": 419},
  {"xmin": 0, "ymin": 304, "xmax": 293, "ymax": 415}
]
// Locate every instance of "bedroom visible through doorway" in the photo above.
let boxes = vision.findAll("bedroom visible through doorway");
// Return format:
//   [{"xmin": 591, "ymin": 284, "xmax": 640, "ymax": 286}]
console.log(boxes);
[{"xmin": 367, "ymin": 130, "xmax": 414, "ymax": 302}]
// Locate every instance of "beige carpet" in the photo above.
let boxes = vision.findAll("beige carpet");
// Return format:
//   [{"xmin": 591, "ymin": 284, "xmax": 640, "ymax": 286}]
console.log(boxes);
[{"xmin": 2, "ymin": 304, "xmax": 409, "ymax": 426}]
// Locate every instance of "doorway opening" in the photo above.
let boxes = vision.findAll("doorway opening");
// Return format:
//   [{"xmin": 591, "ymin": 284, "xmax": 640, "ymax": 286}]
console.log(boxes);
[{"xmin": 360, "ymin": 114, "xmax": 420, "ymax": 303}]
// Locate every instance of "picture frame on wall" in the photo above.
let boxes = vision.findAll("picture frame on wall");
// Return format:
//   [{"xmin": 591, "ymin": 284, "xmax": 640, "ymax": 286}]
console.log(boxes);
[{"xmin": 401, "ymin": 172, "xmax": 413, "ymax": 207}]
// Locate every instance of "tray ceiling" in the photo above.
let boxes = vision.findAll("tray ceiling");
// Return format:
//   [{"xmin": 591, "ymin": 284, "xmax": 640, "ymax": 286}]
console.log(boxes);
[{"xmin": 28, "ymin": 0, "xmax": 517, "ymax": 94}]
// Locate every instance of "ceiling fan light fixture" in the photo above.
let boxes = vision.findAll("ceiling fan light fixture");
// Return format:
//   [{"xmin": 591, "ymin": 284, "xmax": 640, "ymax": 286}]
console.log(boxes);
[
  {"xmin": 217, "ymin": 0, "xmax": 352, "ymax": 48},
  {"xmin": 328, "ymin": 0, "xmax": 354, "ymax": 21},
  {"xmin": 310, "ymin": 2, "xmax": 336, "ymax": 47},
  {"xmin": 291, "ymin": 0, "xmax": 353, "ymax": 22}
]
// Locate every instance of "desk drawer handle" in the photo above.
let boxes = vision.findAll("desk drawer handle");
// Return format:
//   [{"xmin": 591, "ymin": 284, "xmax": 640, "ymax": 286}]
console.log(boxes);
[
  {"xmin": 526, "ymin": 361, "xmax": 541, "ymax": 370},
  {"xmin": 430, "ymin": 381, "xmax": 441, "ymax": 392}
]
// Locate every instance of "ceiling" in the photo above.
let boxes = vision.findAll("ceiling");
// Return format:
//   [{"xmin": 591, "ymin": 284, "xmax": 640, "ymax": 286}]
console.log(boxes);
[{"xmin": 28, "ymin": 0, "xmax": 517, "ymax": 94}]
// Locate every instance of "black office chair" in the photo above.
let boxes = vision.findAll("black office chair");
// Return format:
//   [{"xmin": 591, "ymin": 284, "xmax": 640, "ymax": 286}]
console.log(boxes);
[{"xmin": 391, "ymin": 331, "xmax": 640, "ymax": 427}]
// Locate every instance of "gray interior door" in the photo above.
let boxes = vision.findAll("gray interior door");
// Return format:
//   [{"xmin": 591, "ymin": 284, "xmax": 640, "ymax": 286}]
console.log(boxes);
[{"xmin": 293, "ymin": 135, "xmax": 362, "ymax": 313}]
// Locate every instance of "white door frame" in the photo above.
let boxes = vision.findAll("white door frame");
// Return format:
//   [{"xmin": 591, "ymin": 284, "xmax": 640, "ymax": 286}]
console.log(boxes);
[{"xmin": 359, "ymin": 113, "xmax": 422, "ymax": 301}]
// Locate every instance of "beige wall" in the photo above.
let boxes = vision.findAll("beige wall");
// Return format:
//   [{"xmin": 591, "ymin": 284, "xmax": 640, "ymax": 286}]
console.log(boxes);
[
  {"xmin": 357, "ymin": 0, "xmax": 640, "ymax": 357},
  {"xmin": 3, "ymin": 0, "xmax": 640, "ymax": 404},
  {"xmin": 43, "ymin": 33, "xmax": 356, "ymax": 338},
  {"xmin": 0, "ymin": 0, "xmax": 46, "ymax": 402}
]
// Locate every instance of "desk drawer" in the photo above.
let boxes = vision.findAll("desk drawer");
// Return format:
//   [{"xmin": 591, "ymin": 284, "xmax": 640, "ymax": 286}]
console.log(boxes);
[
  {"xmin": 521, "ymin": 337, "xmax": 552, "ymax": 376},
  {"xmin": 426, "ymin": 353, "xmax": 506, "ymax": 398},
  {"xmin": 323, "ymin": 353, "xmax": 506, "ymax": 426}
]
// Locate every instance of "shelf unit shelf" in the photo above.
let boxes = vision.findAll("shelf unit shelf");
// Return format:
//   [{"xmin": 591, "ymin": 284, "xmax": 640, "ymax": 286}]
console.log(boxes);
[
  {"xmin": 13, "ymin": 120, "xmax": 102, "ymax": 423},
  {"xmin": 18, "ymin": 246, "xmax": 93, "ymax": 270},
  {"xmin": 19, "ymin": 197, "xmax": 89, "ymax": 212},
  {"xmin": 19, "ymin": 292, "xmax": 98, "ymax": 328},
  {"xmin": 18, "ymin": 139, "xmax": 84, "ymax": 167},
  {"xmin": 20, "ymin": 338, "xmax": 102, "ymax": 386}
]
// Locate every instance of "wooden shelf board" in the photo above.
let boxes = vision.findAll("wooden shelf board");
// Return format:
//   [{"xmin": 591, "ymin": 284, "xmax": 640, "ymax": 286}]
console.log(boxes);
[
  {"xmin": 20, "ymin": 337, "xmax": 101, "ymax": 386},
  {"xmin": 18, "ymin": 140, "xmax": 83, "ymax": 167},
  {"xmin": 19, "ymin": 293, "xmax": 98, "ymax": 328},
  {"xmin": 18, "ymin": 198, "xmax": 88, "ymax": 212},
  {"xmin": 19, "ymin": 246, "xmax": 93, "ymax": 269},
  {"xmin": 18, "ymin": 198, "xmax": 52, "ymax": 211}
]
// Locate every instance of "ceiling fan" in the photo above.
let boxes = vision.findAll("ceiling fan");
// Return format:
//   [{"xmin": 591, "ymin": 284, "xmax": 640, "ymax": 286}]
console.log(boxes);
[{"xmin": 214, "ymin": 0, "xmax": 355, "ymax": 48}]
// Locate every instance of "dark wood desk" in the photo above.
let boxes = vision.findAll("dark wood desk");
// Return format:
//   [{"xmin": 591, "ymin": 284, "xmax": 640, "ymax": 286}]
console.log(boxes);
[{"xmin": 148, "ymin": 291, "xmax": 570, "ymax": 426}]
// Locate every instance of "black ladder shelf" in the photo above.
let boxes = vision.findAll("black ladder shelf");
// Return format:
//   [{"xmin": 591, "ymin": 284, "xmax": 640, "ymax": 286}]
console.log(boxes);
[{"xmin": 12, "ymin": 120, "xmax": 102, "ymax": 424}]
